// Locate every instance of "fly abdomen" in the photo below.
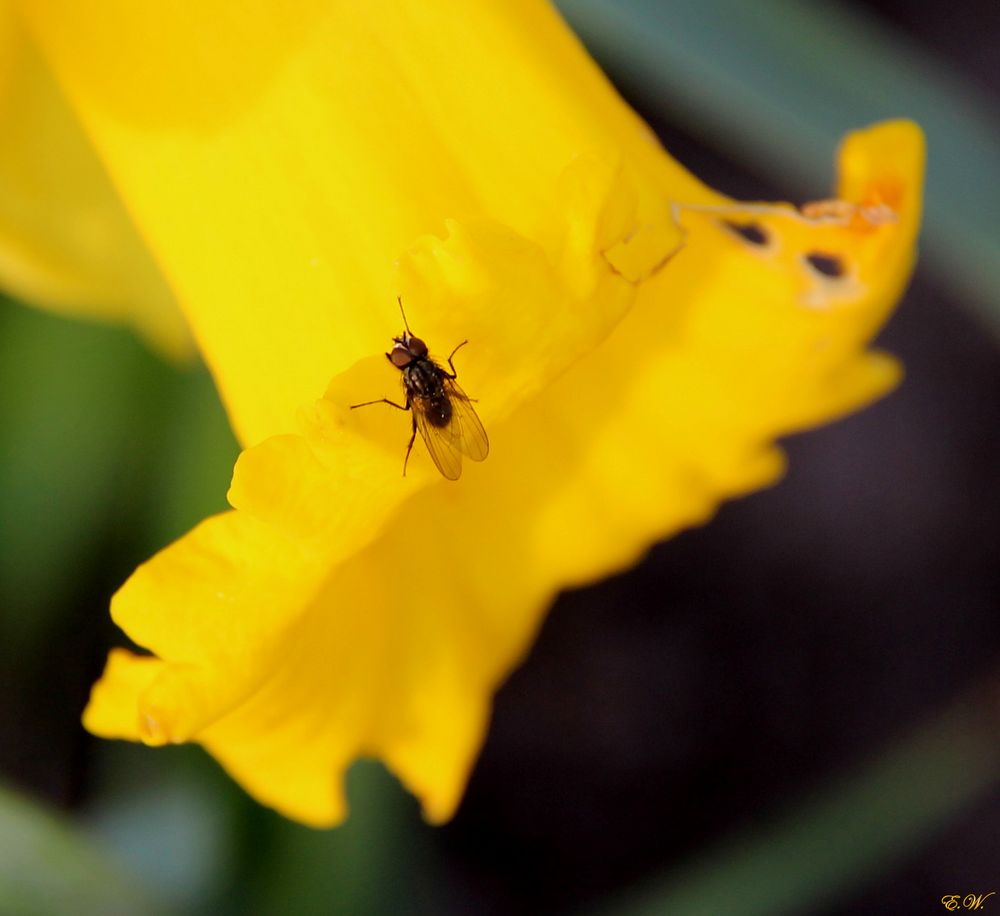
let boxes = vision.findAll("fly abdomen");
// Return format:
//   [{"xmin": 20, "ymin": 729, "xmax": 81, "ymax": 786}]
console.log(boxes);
[{"xmin": 426, "ymin": 395, "xmax": 452, "ymax": 428}]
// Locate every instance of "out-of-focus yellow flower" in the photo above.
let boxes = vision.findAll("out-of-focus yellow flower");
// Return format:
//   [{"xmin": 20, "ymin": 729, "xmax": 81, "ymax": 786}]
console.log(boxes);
[
  {"xmin": 0, "ymin": 4, "xmax": 190, "ymax": 358},
  {"xmin": 13, "ymin": 0, "xmax": 923, "ymax": 825}
]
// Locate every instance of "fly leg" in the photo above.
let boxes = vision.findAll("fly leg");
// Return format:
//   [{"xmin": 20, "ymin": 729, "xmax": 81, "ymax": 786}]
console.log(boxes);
[
  {"xmin": 402, "ymin": 412, "xmax": 418, "ymax": 477},
  {"xmin": 444, "ymin": 340, "xmax": 468, "ymax": 379},
  {"xmin": 349, "ymin": 395, "xmax": 416, "ymax": 477},
  {"xmin": 350, "ymin": 397, "xmax": 410, "ymax": 411}
]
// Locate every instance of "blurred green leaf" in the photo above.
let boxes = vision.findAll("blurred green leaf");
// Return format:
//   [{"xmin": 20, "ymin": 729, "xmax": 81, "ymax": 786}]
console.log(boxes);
[
  {"xmin": 241, "ymin": 762, "xmax": 446, "ymax": 916},
  {"xmin": 0, "ymin": 782, "xmax": 163, "ymax": 916},
  {"xmin": 557, "ymin": 0, "xmax": 1000, "ymax": 336},
  {"xmin": 0, "ymin": 296, "xmax": 238, "ymax": 911},
  {"xmin": 593, "ymin": 691, "xmax": 1000, "ymax": 916},
  {"xmin": 141, "ymin": 365, "xmax": 237, "ymax": 548},
  {"xmin": 0, "ymin": 294, "xmax": 236, "ymax": 648},
  {"xmin": 0, "ymin": 299, "xmax": 160, "ymax": 652},
  {"xmin": 85, "ymin": 745, "xmax": 236, "ymax": 916}
]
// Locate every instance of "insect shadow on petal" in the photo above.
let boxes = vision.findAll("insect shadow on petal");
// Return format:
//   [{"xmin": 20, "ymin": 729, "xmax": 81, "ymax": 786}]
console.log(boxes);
[{"xmin": 350, "ymin": 298, "xmax": 489, "ymax": 480}]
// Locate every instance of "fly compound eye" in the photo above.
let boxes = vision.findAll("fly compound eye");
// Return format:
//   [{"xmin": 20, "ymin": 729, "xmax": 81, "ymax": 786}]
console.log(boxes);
[
  {"xmin": 389, "ymin": 347, "xmax": 412, "ymax": 368},
  {"xmin": 407, "ymin": 336, "xmax": 428, "ymax": 357}
]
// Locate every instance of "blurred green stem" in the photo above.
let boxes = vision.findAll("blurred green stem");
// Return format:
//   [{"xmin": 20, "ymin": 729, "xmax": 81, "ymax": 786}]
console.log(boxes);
[{"xmin": 593, "ymin": 686, "xmax": 1000, "ymax": 916}]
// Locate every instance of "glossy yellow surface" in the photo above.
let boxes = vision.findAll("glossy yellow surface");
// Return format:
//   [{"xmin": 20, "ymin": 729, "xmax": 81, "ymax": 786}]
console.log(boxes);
[
  {"xmin": 0, "ymin": 5, "xmax": 189, "ymax": 357},
  {"xmin": 16, "ymin": 0, "xmax": 924, "ymax": 825}
]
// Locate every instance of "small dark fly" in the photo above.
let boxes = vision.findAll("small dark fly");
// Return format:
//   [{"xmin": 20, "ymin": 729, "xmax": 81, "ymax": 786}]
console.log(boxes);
[{"xmin": 350, "ymin": 298, "xmax": 489, "ymax": 480}]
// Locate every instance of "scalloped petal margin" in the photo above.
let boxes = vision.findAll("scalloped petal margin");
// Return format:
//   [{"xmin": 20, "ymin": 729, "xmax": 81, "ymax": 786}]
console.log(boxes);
[{"xmin": 86, "ymin": 122, "xmax": 923, "ymax": 825}]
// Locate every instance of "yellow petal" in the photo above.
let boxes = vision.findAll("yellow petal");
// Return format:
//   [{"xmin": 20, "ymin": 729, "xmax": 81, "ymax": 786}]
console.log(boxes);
[
  {"xmin": 17, "ymin": 0, "xmax": 698, "ymax": 444},
  {"xmin": 110, "ymin": 512, "xmax": 328, "ymax": 745},
  {"xmin": 226, "ymin": 162, "xmax": 678, "ymax": 544},
  {"xmin": 33, "ymin": 0, "xmax": 923, "ymax": 826},
  {"xmin": 0, "ymin": 5, "xmax": 190, "ymax": 358},
  {"xmin": 83, "ymin": 649, "xmax": 165, "ymax": 740},
  {"xmin": 86, "ymin": 118, "xmax": 921, "ymax": 826}
]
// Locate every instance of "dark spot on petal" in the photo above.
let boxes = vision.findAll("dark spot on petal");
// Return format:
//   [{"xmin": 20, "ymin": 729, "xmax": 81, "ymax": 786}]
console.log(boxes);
[
  {"xmin": 722, "ymin": 220, "xmax": 769, "ymax": 246},
  {"xmin": 805, "ymin": 252, "xmax": 845, "ymax": 278}
]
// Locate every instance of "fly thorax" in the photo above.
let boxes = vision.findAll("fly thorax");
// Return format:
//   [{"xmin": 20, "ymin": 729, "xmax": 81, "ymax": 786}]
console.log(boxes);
[{"xmin": 404, "ymin": 360, "xmax": 437, "ymax": 397}]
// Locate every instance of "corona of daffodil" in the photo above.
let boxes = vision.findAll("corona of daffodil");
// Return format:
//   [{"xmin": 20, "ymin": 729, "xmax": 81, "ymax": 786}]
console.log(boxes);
[{"xmin": 5, "ymin": 0, "xmax": 923, "ymax": 826}]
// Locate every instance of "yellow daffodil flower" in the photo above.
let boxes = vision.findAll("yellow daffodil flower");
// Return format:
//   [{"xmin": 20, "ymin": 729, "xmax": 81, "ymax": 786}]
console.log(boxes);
[
  {"xmin": 0, "ymin": 3, "xmax": 190, "ymax": 358},
  {"xmin": 10, "ymin": 0, "xmax": 923, "ymax": 826}
]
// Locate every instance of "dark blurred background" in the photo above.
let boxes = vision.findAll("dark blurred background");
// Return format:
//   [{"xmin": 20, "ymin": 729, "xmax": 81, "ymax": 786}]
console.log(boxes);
[{"xmin": 1, "ymin": 1, "xmax": 997, "ymax": 914}]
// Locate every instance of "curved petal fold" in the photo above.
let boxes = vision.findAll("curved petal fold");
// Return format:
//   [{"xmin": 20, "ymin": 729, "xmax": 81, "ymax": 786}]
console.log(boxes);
[
  {"xmin": 17, "ymin": 0, "xmax": 701, "ymax": 443},
  {"xmin": 20, "ymin": 0, "xmax": 924, "ymax": 827},
  {"xmin": 87, "ymin": 114, "xmax": 922, "ymax": 825},
  {"xmin": 0, "ymin": 5, "xmax": 189, "ymax": 357}
]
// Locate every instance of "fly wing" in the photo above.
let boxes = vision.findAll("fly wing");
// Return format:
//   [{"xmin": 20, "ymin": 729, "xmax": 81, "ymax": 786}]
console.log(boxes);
[
  {"xmin": 444, "ymin": 379, "xmax": 489, "ymax": 462},
  {"xmin": 413, "ymin": 398, "xmax": 464, "ymax": 480},
  {"xmin": 412, "ymin": 380, "xmax": 489, "ymax": 480}
]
